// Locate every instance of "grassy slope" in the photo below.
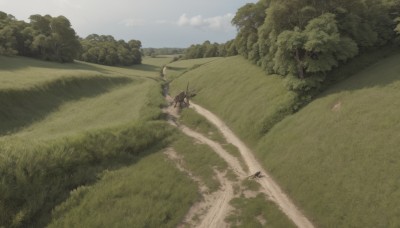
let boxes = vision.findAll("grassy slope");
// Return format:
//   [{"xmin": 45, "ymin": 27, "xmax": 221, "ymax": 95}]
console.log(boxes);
[
  {"xmin": 257, "ymin": 53, "xmax": 400, "ymax": 227},
  {"xmin": 48, "ymin": 151, "xmax": 198, "ymax": 228},
  {"xmin": 0, "ymin": 56, "xmax": 171, "ymax": 140},
  {"xmin": 170, "ymin": 51, "xmax": 400, "ymax": 226},
  {"xmin": 169, "ymin": 56, "xmax": 297, "ymax": 146},
  {"xmin": 0, "ymin": 56, "xmax": 209, "ymax": 227}
]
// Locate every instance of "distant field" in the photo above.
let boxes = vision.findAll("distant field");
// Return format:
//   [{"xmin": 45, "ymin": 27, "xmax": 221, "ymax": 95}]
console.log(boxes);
[
  {"xmin": 169, "ymin": 56, "xmax": 297, "ymax": 146},
  {"xmin": 165, "ymin": 57, "xmax": 221, "ymax": 80}
]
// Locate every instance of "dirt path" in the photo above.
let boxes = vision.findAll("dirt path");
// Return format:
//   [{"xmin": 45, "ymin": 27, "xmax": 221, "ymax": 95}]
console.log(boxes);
[
  {"xmin": 164, "ymin": 148, "xmax": 232, "ymax": 228},
  {"xmin": 163, "ymin": 78, "xmax": 313, "ymax": 227},
  {"xmin": 190, "ymin": 103, "xmax": 315, "ymax": 228}
]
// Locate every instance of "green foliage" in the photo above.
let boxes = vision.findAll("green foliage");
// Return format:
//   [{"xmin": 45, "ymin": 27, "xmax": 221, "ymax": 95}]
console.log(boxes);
[
  {"xmin": 142, "ymin": 47, "xmax": 185, "ymax": 56},
  {"xmin": 79, "ymin": 34, "xmax": 142, "ymax": 66},
  {"xmin": 48, "ymin": 151, "xmax": 198, "ymax": 228},
  {"xmin": 226, "ymin": 194, "xmax": 295, "ymax": 228},
  {"xmin": 0, "ymin": 11, "xmax": 81, "ymax": 62},
  {"xmin": 0, "ymin": 12, "xmax": 20, "ymax": 56},
  {"xmin": 0, "ymin": 121, "xmax": 174, "ymax": 227},
  {"xmin": 29, "ymin": 15, "xmax": 81, "ymax": 62},
  {"xmin": 234, "ymin": 0, "xmax": 398, "ymax": 92},
  {"xmin": 184, "ymin": 40, "xmax": 237, "ymax": 59},
  {"xmin": 232, "ymin": 0, "xmax": 268, "ymax": 61}
]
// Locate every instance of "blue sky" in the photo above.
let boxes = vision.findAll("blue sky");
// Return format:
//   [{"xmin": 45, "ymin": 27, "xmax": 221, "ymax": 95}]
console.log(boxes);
[{"xmin": 0, "ymin": 0, "xmax": 257, "ymax": 47}]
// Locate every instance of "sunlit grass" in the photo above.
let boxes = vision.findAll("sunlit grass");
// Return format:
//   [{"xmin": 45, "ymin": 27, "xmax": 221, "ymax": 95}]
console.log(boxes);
[
  {"xmin": 0, "ymin": 55, "xmax": 177, "ymax": 227},
  {"xmin": 0, "ymin": 55, "xmax": 169, "ymax": 141},
  {"xmin": 48, "ymin": 151, "xmax": 198, "ymax": 228},
  {"xmin": 257, "ymin": 53, "xmax": 400, "ymax": 227},
  {"xmin": 170, "ymin": 55, "xmax": 297, "ymax": 146}
]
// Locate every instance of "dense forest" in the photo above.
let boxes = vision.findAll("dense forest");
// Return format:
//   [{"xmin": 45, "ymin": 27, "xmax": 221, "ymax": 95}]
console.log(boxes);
[
  {"xmin": 183, "ymin": 0, "xmax": 399, "ymax": 93},
  {"xmin": 183, "ymin": 40, "xmax": 238, "ymax": 59},
  {"xmin": 79, "ymin": 34, "xmax": 142, "ymax": 66},
  {"xmin": 142, "ymin": 47, "xmax": 185, "ymax": 57},
  {"xmin": 231, "ymin": 0, "xmax": 400, "ymax": 91},
  {"xmin": 0, "ymin": 12, "xmax": 80, "ymax": 62},
  {"xmin": 0, "ymin": 12, "xmax": 142, "ymax": 66}
]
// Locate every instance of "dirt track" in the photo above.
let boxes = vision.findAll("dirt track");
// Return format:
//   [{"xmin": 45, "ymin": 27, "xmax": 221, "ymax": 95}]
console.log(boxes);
[
  {"xmin": 163, "ymin": 83, "xmax": 313, "ymax": 227},
  {"xmin": 189, "ymin": 103, "xmax": 314, "ymax": 228}
]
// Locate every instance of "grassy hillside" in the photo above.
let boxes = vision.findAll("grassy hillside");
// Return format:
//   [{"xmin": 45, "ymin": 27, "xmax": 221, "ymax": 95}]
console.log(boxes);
[
  {"xmin": 169, "ymin": 55, "xmax": 298, "ymax": 146},
  {"xmin": 257, "ymin": 53, "xmax": 400, "ymax": 227},
  {"xmin": 0, "ymin": 56, "xmax": 171, "ymax": 140},
  {"xmin": 48, "ymin": 131, "xmax": 232, "ymax": 228},
  {"xmin": 0, "ymin": 56, "xmax": 199, "ymax": 227},
  {"xmin": 170, "ymin": 50, "xmax": 400, "ymax": 226},
  {"xmin": 48, "ymin": 151, "xmax": 198, "ymax": 228}
]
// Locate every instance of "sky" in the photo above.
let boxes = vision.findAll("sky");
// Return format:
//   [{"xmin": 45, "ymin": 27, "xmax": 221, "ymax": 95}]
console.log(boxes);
[{"xmin": 0, "ymin": 0, "xmax": 257, "ymax": 48}]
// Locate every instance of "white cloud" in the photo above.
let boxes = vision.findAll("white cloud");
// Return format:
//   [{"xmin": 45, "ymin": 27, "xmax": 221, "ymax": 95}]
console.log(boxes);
[
  {"xmin": 120, "ymin": 18, "xmax": 146, "ymax": 27},
  {"xmin": 177, "ymin": 13, "xmax": 234, "ymax": 31}
]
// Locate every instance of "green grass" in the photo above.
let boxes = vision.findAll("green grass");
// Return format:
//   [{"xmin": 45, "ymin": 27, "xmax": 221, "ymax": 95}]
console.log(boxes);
[
  {"xmin": 48, "ymin": 151, "xmax": 198, "ymax": 228},
  {"xmin": 172, "ymin": 134, "xmax": 228, "ymax": 192},
  {"xmin": 256, "ymin": 53, "xmax": 400, "ymax": 227},
  {"xmin": 170, "ymin": 56, "xmax": 298, "ymax": 146},
  {"xmin": 179, "ymin": 108, "xmax": 249, "ymax": 172},
  {"xmin": 226, "ymin": 194, "xmax": 296, "ymax": 228},
  {"xmin": 165, "ymin": 57, "xmax": 221, "ymax": 80},
  {"xmin": 170, "ymin": 48, "xmax": 400, "ymax": 227},
  {"xmin": 0, "ymin": 55, "xmax": 182, "ymax": 227},
  {"xmin": 0, "ymin": 56, "xmax": 169, "ymax": 141},
  {"xmin": 0, "ymin": 121, "xmax": 174, "ymax": 227},
  {"xmin": 179, "ymin": 108, "xmax": 225, "ymax": 142}
]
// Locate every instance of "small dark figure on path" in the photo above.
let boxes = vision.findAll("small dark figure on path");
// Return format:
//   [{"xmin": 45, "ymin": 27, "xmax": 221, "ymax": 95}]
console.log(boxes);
[{"xmin": 249, "ymin": 171, "xmax": 262, "ymax": 179}]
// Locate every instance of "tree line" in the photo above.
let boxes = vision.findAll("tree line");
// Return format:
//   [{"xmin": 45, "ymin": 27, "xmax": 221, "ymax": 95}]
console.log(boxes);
[
  {"xmin": 231, "ymin": 0, "xmax": 400, "ymax": 91},
  {"xmin": 0, "ymin": 11, "xmax": 142, "ymax": 66},
  {"xmin": 142, "ymin": 47, "xmax": 185, "ymax": 57},
  {"xmin": 183, "ymin": 40, "xmax": 238, "ymax": 59},
  {"xmin": 79, "ymin": 34, "xmax": 142, "ymax": 66}
]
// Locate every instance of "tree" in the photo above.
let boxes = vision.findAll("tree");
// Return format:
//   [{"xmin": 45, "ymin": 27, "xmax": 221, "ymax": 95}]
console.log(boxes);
[
  {"xmin": 232, "ymin": 0, "xmax": 269, "ymax": 61},
  {"xmin": 274, "ymin": 13, "xmax": 358, "ymax": 78},
  {"xmin": 0, "ymin": 12, "xmax": 19, "ymax": 55},
  {"xmin": 78, "ymin": 34, "xmax": 142, "ymax": 66},
  {"xmin": 28, "ymin": 14, "xmax": 81, "ymax": 62}
]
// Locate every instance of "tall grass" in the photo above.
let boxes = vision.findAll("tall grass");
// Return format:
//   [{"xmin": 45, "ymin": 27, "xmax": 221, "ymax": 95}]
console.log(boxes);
[
  {"xmin": 48, "ymin": 151, "xmax": 198, "ymax": 228},
  {"xmin": 0, "ymin": 55, "xmax": 178, "ymax": 227},
  {"xmin": 0, "ymin": 121, "xmax": 174, "ymax": 227}
]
